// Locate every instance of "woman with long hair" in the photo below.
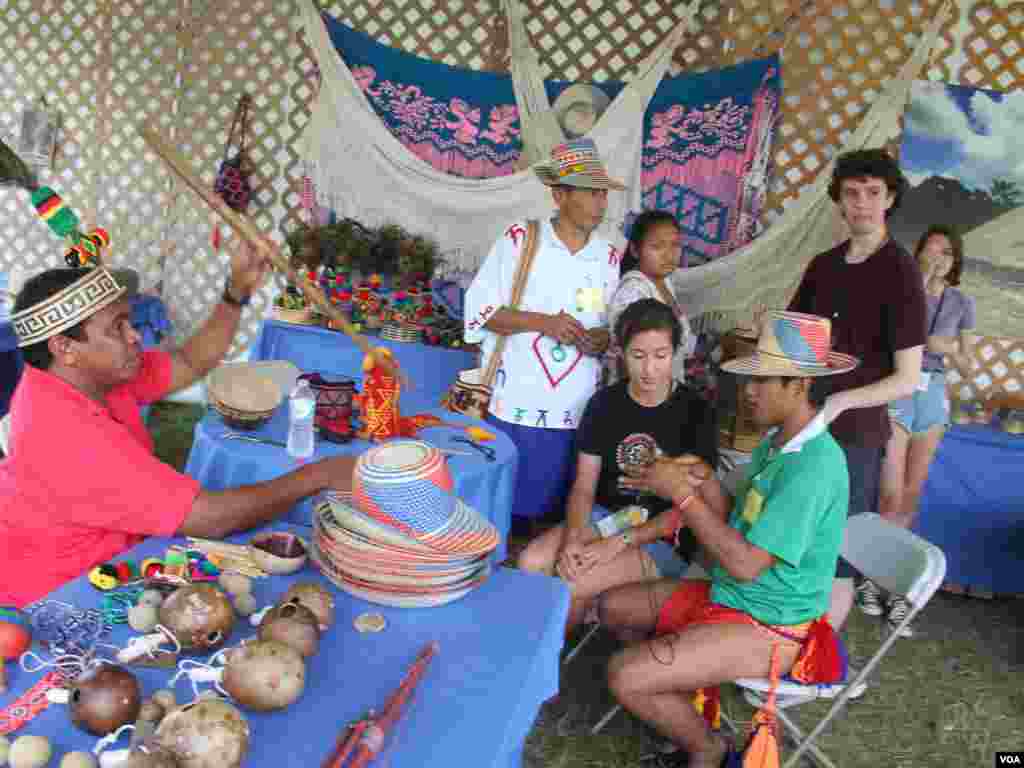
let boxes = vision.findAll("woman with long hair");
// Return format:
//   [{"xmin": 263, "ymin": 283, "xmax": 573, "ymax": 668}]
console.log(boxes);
[
  {"xmin": 860, "ymin": 225, "xmax": 976, "ymax": 636},
  {"xmin": 606, "ymin": 211, "xmax": 696, "ymax": 385},
  {"xmin": 517, "ymin": 299, "xmax": 717, "ymax": 628}
]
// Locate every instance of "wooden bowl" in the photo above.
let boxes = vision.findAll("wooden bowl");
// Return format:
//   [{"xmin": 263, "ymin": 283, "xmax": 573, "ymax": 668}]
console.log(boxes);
[{"xmin": 248, "ymin": 532, "xmax": 309, "ymax": 575}]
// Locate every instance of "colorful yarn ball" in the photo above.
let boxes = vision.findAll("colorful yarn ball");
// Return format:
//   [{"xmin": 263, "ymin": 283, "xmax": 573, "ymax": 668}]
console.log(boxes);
[{"xmin": 31, "ymin": 187, "xmax": 80, "ymax": 239}]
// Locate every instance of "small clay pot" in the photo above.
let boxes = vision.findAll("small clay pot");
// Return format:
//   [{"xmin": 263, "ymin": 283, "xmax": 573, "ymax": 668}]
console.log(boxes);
[
  {"xmin": 281, "ymin": 582, "xmax": 335, "ymax": 632},
  {"xmin": 155, "ymin": 699, "xmax": 249, "ymax": 768},
  {"xmin": 258, "ymin": 602, "xmax": 320, "ymax": 658},
  {"xmin": 69, "ymin": 665, "xmax": 142, "ymax": 736},
  {"xmin": 220, "ymin": 640, "xmax": 306, "ymax": 712},
  {"xmin": 159, "ymin": 584, "xmax": 236, "ymax": 652},
  {"xmin": 248, "ymin": 532, "xmax": 308, "ymax": 575}
]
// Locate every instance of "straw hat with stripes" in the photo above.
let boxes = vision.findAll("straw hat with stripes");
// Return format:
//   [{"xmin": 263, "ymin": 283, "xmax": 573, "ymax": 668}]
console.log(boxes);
[
  {"xmin": 532, "ymin": 138, "xmax": 625, "ymax": 191},
  {"xmin": 720, "ymin": 310, "xmax": 859, "ymax": 377}
]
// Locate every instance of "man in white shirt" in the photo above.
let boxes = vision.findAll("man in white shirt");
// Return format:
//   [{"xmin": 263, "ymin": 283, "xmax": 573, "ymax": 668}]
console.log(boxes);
[{"xmin": 464, "ymin": 138, "xmax": 624, "ymax": 525}]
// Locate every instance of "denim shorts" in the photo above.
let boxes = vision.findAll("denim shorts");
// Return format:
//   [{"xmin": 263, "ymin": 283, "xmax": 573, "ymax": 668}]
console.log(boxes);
[
  {"xmin": 590, "ymin": 505, "xmax": 688, "ymax": 579},
  {"xmin": 888, "ymin": 372, "xmax": 949, "ymax": 435}
]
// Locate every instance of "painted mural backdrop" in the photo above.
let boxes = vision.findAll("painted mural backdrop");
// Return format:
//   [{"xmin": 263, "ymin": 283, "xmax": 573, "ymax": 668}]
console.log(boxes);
[
  {"xmin": 322, "ymin": 11, "xmax": 780, "ymax": 266},
  {"xmin": 892, "ymin": 80, "xmax": 1024, "ymax": 337}
]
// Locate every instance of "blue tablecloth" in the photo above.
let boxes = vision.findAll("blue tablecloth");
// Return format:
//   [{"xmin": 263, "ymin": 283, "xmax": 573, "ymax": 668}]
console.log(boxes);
[
  {"xmin": 185, "ymin": 407, "xmax": 517, "ymax": 563},
  {"xmin": 252, "ymin": 319, "xmax": 475, "ymax": 404},
  {"xmin": 2, "ymin": 522, "xmax": 569, "ymax": 767},
  {"xmin": 915, "ymin": 424, "xmax": 1024, "ymax": 593}
]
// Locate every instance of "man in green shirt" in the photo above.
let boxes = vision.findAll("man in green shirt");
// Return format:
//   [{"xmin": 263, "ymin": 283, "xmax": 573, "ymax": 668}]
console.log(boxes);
[{"xmin": 600, "ymin": 310, "xmax": 857, "ymax": 768}]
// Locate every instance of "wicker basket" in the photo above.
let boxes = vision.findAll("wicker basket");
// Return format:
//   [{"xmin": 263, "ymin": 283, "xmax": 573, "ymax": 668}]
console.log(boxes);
[{"xmin": 273, "ymin": 306, "xmax": 317, "ymax": 325}]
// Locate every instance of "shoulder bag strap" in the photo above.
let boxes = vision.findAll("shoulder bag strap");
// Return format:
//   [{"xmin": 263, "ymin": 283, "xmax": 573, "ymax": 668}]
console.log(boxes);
[
  {"xmin": 480, "ymin": 219, "xmax": 540, "ymax": 390},
  {"xmin": 223, "ymin": 94, "xmax": 251, "ymax": 163}
]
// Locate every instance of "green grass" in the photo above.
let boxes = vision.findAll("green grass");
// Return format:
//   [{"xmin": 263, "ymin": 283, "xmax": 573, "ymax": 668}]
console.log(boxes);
[{"xmin": 150, "ymin": 403, "xmax": 1024, "ymax": 768}]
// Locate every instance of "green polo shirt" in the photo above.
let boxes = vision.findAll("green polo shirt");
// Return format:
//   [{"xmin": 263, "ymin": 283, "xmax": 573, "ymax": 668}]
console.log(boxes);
[{"xmin": 710, "ymin": 414, "xmax": 848, "ymax": 626}]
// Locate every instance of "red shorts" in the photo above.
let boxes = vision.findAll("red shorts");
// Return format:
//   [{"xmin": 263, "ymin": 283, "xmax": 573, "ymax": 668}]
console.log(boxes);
[{"xmin": 655, "ymin": 580, "xmax": 810, "ymax": 642}]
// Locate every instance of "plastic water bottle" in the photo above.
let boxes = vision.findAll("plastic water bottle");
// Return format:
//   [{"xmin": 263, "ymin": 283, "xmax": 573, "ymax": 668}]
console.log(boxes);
[
  {"xmin": 595, "ymin": 504, "xmax": 649, "ymax": 538},
  {"xmin": 286, "ymin": 379, "xmax": 317, "ymax": 459}
]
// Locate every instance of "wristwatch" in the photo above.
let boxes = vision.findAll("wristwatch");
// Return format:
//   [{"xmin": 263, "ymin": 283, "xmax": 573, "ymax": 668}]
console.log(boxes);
[{"xmin": 222, "ymin": 278, "xmax": 251, "ymax": 307}]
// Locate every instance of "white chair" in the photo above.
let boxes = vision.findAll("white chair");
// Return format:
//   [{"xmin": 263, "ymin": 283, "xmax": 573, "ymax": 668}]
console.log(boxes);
[{"xmin": 733, "ymin": 513, "xmax": 947, "ymax": 768}]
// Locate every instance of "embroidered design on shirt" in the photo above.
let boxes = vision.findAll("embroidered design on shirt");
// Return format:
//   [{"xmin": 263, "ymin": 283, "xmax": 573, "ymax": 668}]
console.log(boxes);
[
  {"xmin": 505, "ymin": 223, "xmax": 527, "ymax": 247},
  {"xmin": 531, "ymin": 333, "xmax": 584, "ymax": 389},
  {"xmin": 535, "ymin": 409, "xmax": 549, "ymax": 427},
  {"xmin": 468, "ymin": 304, "xmax": 495, "ymax": 331},
  {"xmin": 608, "ymin": 245, "xmax": 620, "ymax": 266},
  {"xmin": 616, "ymin": 433, "xmax": 660, "ymax": 476},
  {"xmin": 563, "ymin": 410, "xmax": 574, "ymax": 427},
  {"xmin": 513, "ymin": 407, "xmax": 527, "ymax": 423}
]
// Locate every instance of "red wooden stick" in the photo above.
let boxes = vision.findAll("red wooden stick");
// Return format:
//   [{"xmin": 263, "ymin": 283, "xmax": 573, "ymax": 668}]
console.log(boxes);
[{"xmin": 339, "ymin": 642, "xmax": 439, "ymax": 768}]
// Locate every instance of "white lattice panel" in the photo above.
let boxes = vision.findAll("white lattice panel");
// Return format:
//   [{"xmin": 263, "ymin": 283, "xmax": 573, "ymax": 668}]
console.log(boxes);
[
  {"xmin": 0, "ymin": 0, "xmax": 101, "ymax": 286},
  {"xmin": 946, "ymin": 335, "xmax": 1024, "ymax": 402},
  {"xmin": 1, "ymin": 0, "xmax": 1022, "ymax": 352}
]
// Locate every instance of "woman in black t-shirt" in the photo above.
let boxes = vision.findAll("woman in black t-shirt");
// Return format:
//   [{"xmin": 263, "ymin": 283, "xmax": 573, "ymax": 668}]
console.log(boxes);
[{"xmin": 517, "ymin": 299, "xmax": 718, "ymax": 628}]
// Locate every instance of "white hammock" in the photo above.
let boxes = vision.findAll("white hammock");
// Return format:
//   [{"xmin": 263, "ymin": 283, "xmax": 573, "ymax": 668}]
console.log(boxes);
[
  {"xmin": 301, "ymin": 0, "xmax": 694, "ymax": 272},
  {"xmin": 671, "ymin": 0, "xmax": 953, "ymax": 325}
]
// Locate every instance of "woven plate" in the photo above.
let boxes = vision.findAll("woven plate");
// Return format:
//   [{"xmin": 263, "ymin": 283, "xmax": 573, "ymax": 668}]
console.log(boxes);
[{"xmin": 209, "ymin": 365, "xmax": 283, "ymax": 413}]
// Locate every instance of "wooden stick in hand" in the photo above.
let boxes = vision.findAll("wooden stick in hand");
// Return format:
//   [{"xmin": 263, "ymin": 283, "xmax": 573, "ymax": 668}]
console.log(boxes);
[{"xmin": 137, "ymin": 124, "xmax": 401, "ymax": 380}]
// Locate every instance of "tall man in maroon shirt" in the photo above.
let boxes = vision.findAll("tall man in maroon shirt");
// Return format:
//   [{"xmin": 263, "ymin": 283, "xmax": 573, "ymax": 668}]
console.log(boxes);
[{"xmin": 787, "ymin": 148, "xmax": 927, "ymax": 630}]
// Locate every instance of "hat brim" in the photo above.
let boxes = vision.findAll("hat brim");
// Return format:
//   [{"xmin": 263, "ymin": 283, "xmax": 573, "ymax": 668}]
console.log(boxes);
[
  {"xmin": 533, "ymin": 164, "xmax": 627, "ymax": 191},
  {"xmin": 720, "ymin": 351, "xmax": 859, "ymax": 377}
]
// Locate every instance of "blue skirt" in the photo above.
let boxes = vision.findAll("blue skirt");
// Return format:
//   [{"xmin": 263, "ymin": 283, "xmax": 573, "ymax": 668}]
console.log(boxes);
[{"xmin": 485, "ymin": 414, "xmax": 576, "ymax": 521}]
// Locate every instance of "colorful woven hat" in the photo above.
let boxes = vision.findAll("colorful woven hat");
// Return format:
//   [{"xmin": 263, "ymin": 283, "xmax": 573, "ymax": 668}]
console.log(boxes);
[
  {"xmin": 532, "ymin": 138, "xmax": 625, "ymax": 191},
  {"xmin": 720, "ymin": 310, "xmax": 859, "ymax": 377},
  {"xmin": 351, "ymin": 440, "xmax": 499, "ymax": 556}
]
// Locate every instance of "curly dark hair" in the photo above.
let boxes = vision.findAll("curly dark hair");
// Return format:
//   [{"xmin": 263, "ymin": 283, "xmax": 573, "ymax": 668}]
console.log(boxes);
[
  {"xmin": 614, "ymin": 297, "xmax": 681, "ymax": 352},
  {"xmin": 827, "ymin": 148, "xmax": 908, "ymax": 215},
  {"xmin": 914, "ymin": 224, "xmax": 964, "ymax": 287},
  {"xmin": 12, "ymin": 268, "xmax": 92, "ymax": 370},
  {"xmin": 620, "ymin": 210, "xmax": 680, "ymax": 275}
]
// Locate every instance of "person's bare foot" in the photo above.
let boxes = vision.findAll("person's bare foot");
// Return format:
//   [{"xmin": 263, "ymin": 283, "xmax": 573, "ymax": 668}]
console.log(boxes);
[{"xmin": 688, "ymin": 732, "xmax": 728, "ymax": 768}]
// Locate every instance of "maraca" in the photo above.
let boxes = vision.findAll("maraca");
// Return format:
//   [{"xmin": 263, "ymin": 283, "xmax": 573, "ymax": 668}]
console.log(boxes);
[{"xmin": 0, "ymin": 607, "xmax": 32, "ymax": 692}]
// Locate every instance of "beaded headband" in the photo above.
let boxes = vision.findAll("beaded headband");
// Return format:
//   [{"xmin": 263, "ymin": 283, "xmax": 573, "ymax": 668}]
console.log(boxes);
[{"xmin": 11, "ymin": 267, "xmax": 126, "ymax": 348}]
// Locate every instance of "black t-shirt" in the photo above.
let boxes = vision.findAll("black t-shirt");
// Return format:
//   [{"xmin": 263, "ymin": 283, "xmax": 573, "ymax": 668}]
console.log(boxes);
[{"xmin": 576, "ymin": 380, "xmax": 719, "ymax": 516}]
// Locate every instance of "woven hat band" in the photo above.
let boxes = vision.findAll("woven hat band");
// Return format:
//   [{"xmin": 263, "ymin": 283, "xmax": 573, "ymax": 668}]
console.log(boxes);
[{"xmin": 11, "ymin": 267, "xmax": 126, "ymax": 348}]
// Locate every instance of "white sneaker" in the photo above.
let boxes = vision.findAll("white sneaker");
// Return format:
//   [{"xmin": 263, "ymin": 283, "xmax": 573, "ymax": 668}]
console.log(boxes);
[
  {"xmin": 886, "ymin": 596, "xmax": 916, "ymax": 638},
  {"xmin": 855, "ymin": 579, "xmax": 885, "ymax": 617},
  {"xmin": 743, "ymin": 671, "xmax": 868, "ymax": 709}
]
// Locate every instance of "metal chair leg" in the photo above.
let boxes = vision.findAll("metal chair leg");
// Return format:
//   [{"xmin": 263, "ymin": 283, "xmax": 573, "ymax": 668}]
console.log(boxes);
[
  {"xmin": 591, "ymin": 703, "xmax": 622, "ymax": 734},
  {"xmin": 562, "ymin": 622, "xmax": 601, "ymax": 666}
]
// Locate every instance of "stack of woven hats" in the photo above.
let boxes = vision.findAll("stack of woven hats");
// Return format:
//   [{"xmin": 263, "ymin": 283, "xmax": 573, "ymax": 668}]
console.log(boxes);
[{"xmin": 313, "ymin": 440, "xmax": 498, "ymax": 607}]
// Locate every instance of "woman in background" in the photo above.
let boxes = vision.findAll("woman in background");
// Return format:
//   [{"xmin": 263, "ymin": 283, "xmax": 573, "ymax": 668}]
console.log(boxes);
[
  {"xmin": 606, "ymin": 211, "xmax": 696, "ymax": 386},
  {"xmin": 861, "ymin": 225, "xmax": 975, "ymax": 636}
]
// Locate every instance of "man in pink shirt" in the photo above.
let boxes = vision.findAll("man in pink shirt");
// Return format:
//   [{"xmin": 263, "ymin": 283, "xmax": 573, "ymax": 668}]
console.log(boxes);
[{"xmin": 1, "ymin": 240, "xmax": 354, "ymax": 606}]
